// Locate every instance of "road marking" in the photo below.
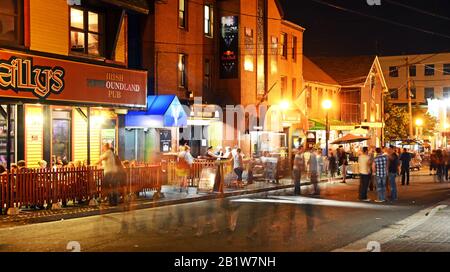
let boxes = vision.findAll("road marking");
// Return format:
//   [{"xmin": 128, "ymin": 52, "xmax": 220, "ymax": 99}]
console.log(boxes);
[{"xmin": 333, "ymin": 203, "xmax": 448, "ymax": 252}]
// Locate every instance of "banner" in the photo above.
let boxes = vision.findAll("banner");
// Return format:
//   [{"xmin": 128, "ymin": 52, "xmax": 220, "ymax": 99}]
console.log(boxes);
[
  {"xmin": 0, "ymin": 49, "xmax": 147, "ymax": 108},
  {"xmin": 220, "ymin": 16, "xmax": 239, "ymax": 79}
]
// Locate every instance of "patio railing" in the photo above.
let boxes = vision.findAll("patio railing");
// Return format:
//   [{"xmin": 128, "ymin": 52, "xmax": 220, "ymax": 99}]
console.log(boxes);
[{"xmin": 0, "ymin": 165, "xmax": 162, "ymax": 210}]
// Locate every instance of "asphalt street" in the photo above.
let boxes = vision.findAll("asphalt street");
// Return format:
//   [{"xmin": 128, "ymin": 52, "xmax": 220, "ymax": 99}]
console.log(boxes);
[{"xmin": 0, "ymin": 172, "xmax": 449, "ymax": 252}]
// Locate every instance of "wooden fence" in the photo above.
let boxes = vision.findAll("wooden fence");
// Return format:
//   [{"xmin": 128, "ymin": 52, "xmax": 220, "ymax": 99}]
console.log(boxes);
[{"xmin": 0, "ymin": 165, "xmax": 161, "ymax": 210}]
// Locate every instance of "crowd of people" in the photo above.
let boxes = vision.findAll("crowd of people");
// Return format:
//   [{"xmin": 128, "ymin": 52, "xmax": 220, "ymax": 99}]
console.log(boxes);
[
  {"xmin": 175, "ymin": 144, "xmax": 245, "ymax": 192},
  {"xmin": 292, "ymin": 144, "xmax": 450, "ymax": 202}
]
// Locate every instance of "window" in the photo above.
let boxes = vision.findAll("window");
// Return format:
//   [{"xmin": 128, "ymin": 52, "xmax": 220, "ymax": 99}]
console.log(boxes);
[
  {"xmin": 389, "ymin": 88, "xmax": 398, "ymax": 99},
  {"xmin": 204, "ymin": 59, "xmax": 211, "ymax": 92},
  {"xmin": 409, "ymin": 65, "xmax": 416, "ymax": 77},
  {"xmin": 424, "ymin": 64, "xmax": 435, "ymax": 76},
  {"xmin": 52, "ymin": 110, "xmax": 71, "ymax": 162},
  {"xmin": 0, "ymin": 0, "xmax": 23, "ymax": 45},
  {"xmin": 306, "ymin": 87, "xmax": 312, "ymax": 108},
  {"xmin": 204, "ymin": 5, "xmax": 213, "ymax": 37},
  {"xmin": 407, "ymin": 88, "xmax": 416, "ymax": 99},
  {"xmin": 444, "ymin": 64, "xmax": 450, "ymax": 75},
  {"xmin": 280, "ymin": 33, "xmax": 287, "ymax": 59},
  {"xmin": 318, "ymin": 88, "xmax": 323, "ymax": 108},
  {"xmin": 292, "ymin": 36, "xmax": 297, "ymax": 62},
  {"xmin": 363, "ymin": 102, "xmax": 367, "ymax": 121},
  {"xmin": 443, "ymin": 87, "xmax": 450, "ymax": 98},
  {"xmin": 292, "ymin": 78, "xmax": 297, "ymax": 99},
  {"xmin": 178, "ymin": 54, "xmax": 187, "ymax": 88},
  {"xmin": 70, "ymin": 7, "xmax": 103, "ymax": 56},
  {"xmin": 179, "ymin": 0, "xmax": 187, "ymax": 29},
  {"xmin": 425, "ymin": 87, "xmax": 434, "ymax": 100},
  {"xmin": 280, "ymin": 76, "xmax": 287, "ymax": 98},
  {"xmin": 389, "ymin": 66, "xmax": 398, "ymax": 77},
  {"xmin": 376, "ymin": 104, "xmax": 380, "ymax": 121}
]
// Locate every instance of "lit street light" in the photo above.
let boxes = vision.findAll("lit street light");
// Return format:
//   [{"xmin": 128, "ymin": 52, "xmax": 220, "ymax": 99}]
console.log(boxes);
[
  {"xmin": 322, "ymin": 99, "xmax": 332, "ymax": 156},
  {"xmin": 415, "ymin": 118, "xmax": 423, "ymax": 139}
]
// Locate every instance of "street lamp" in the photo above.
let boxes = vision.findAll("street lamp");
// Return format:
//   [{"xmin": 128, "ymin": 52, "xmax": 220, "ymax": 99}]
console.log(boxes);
[
  {"xmin": 279, "ymin": 100, "xmax": 290, "ymax": 111},
  {"xmin": 322, "ymin": 99, "xmax": 332, "ymax": 156},
  {"xmin": 415, "ymin": 118, "xmax": 423, "ymax": 139}
]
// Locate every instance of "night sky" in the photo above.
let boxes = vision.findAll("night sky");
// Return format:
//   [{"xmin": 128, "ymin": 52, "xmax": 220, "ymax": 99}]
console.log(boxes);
[{"xmin": 280, "ymin": 0, "xmax": 450, "ymax": 57}]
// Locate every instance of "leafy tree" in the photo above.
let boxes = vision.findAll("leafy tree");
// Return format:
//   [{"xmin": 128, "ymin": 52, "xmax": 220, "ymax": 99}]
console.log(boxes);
[
  {"xmin": 384, "ymin": 95, "xmax": 409, "ymax": 141},
  {"xmin": 383, "ymin": 96, "xmax": 439, "ymax": 142},
  {"xmin": 412, "ymin": 104, "xmax": 438, "ymax": 137}
]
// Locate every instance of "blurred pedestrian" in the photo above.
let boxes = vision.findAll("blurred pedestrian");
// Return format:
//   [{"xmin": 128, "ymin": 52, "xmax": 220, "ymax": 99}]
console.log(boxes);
[
  {"xmin": 372, "ymin": 147, "xmax": 388, "ymax": 203},
  {"xmin": 292, "ymin": 146, "xmax": 305, "ymax": 195},
  {"xmin": 328, "ymin": 150, "xmax": 337, "ymax": 179},
  {"xmin": 233, "ymin": 148, "xmax": 244, "ymax": 188},
  {"xmin": 435, "ymin": 149, "xmax": 445, "ymax": 182},
  {"xmin": 95, "ymin": 143, "xmax": 119, "ymax": 205},
  {"xmin": 358, "ymin": 147, "xmax": 371, "ymax": 201},
  {"xmin": 309, "ymin": 148, "xmax": 320, "ymax": 195},
  {"xmin": 399, "ymin": 148, "xmax": 412, "ymax": 186},
  {"xmin": 388, "ymin": 147, "xmax": 400, "ymax": 201}
]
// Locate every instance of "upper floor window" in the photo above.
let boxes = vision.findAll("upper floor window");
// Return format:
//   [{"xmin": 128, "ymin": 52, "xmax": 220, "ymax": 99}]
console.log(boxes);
[
  {"xmin": 389, "ymin": 88, "xmax": 398, "ymax": 99},
  {"xmin": 204, "ymin": 5, "xmax": 213, "ymax": 37},
  {"xmin": 443, "ymin": 87, "xmax": 450, "ymax": 98},
  {"xmin": 70, "ymin": 7, "xmax": 103, "ymax": 56},
  {"xmin": 178, "ymin": 54, "xmax": 187, "ymax": 88},
  {"xmin": 292, "ymin": 36, "xmax": 297, "ymax": 62},
  {"xmin": 280, "ymin": 33, "xmax": 287, "ymax": 59},
  {"xmin": 424, "ymin": 87, "xmax": 434, "ymax": 100},
  {"xmin": 424, "ymin": 64, "xmax": 435, "ymax": 76},
  {"xmin": 409, "ymin": 65, "xmax": 416, "ymax": 77},
  {"xmin": 179, "ymin": 0, "xmax": 187, "ymax": 29},
  {"xmin": 407, "ymin": 88, "xmax": 416, "ymax": 99},
  {"xmin": 0, "ymin": 0, "xmax": 23, "ymax": 45},
  {"xmin": 389, "ymin": 66, "xmax": 398, "ymax": 77},
  {"xmin": 444, "ymin": 64, "xmax": 450, "ymax": 75}
]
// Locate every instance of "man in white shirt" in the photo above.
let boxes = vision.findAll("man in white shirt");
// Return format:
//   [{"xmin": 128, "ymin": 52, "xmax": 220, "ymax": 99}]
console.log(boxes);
[{"xmin": 358, "ymin": 146, "xmax": 371, "ymax": 201}]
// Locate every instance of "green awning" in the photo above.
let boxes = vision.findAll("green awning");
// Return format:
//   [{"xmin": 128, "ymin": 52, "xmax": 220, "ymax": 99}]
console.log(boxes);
[{"xmin": 308, "ymin": 118, "xmax": 357, "ymax": 131}]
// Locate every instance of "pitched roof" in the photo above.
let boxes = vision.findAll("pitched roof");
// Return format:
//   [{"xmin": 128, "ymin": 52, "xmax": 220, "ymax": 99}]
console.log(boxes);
[
  {"xmin": 303, "ymin": 56, "xmax": 339, "ymax": 85},
  {"xmin": 310, "ymin": 56, "xmax": 377, "ymax": 86}
]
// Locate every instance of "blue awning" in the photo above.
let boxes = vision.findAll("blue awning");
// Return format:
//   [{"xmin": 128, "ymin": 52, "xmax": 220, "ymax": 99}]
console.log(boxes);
[{"xmin": 125, "ymin": 95, "xmax": 188, "ymax": 128}]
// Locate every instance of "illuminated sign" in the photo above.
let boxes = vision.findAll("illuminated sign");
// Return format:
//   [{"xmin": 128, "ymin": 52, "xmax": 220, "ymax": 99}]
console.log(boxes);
[
  {"xmin": 0, "ymin": 57, "xmax": 65, "ymax": 99},
  {"xmin": 0, "ymin": 49, "xmax": 147, "ymax": 108},
  {"xmin": 220, "ymin": 16, "xmax": 239, "ymax": 79}
]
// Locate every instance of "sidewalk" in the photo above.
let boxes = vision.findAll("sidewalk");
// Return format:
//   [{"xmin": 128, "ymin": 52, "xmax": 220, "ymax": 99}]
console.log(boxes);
[
  {"xmin": 0, "ymin": 176, "xmax": 338, "ymax": 228},
  {"xmin": 381, "ymin": 200, "xmax": 450, "ymax": 252}
]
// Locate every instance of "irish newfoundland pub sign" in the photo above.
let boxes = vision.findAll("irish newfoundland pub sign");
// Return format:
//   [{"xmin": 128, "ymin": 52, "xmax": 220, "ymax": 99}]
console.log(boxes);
[{"xmin": 0, "ymin": 50, "xmax": 147, "ymax": 108}]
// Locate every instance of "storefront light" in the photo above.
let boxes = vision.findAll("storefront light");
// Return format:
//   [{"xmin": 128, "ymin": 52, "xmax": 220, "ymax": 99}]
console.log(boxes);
[{"xmin": 26, "ymin": 114, "xmax": 43, "ymax": 125}]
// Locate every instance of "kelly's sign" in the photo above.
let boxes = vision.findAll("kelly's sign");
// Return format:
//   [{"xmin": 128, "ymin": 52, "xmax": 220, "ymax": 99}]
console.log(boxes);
[{"xmin": 0, "ymin": 50, "xmax": 147, "ymax": 108}]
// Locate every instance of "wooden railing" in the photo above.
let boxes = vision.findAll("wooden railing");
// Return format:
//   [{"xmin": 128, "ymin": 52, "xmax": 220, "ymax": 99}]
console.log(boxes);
[{"xmin": 0, "ymin": 165, "xmax": 162, "ymax": 210}]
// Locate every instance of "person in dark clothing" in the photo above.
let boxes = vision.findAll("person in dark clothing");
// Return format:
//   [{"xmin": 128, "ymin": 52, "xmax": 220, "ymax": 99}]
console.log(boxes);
[
  {"xmin": 399, "ymin": 148, "xmax": 412, "ymax": 185},
  {"xmin": 388, "ymin": 147, "xmax": 400, "ymax": 201}
]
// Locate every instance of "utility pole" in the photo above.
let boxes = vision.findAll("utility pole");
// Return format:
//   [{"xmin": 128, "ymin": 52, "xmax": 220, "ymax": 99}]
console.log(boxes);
[{"xmin": 406, "ymin": 57, "xmax": 413, "ymax": 139}]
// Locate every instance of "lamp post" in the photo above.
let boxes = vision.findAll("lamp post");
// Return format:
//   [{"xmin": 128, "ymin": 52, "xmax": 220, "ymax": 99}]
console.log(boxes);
[
  {"xmin": 415, "ymin": 118, "xmax": 423, "ymax": 140},
  {"xmin": 322, "ymin": 99, "xmax": 332, "ymax": 156}
]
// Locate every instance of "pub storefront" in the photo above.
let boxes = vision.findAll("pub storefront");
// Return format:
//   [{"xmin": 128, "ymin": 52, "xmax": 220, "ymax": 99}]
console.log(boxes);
[{"xmin": 0, "ymin": 49, "xmax": 147, "ymax": 169}]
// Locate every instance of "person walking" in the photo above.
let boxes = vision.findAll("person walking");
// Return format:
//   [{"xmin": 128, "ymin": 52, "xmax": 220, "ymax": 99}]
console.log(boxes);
[
  {"xmin": 95, "ymin": 143, "xmax": 119, "ymax": 205},
  {"xmin": 358, "ymin": 147, "xmax": 371, "ymax": 201},
  {"xmin": 233, "ymin": 148, "xmax": 244, "ymax": 188},
  {"xmin": 309, "ymin": 149, "xmax": 320, "ymax": 195},
  {"xmin": 445, "ymin": 149, "xmax": 449, "ymax": 181},
  {"xmin": 316, "ymin": 149, "xmax": 324, "ymax": 179},
  {"xmin": 388, "ymin": 147, "xmax": 400, "ymax": 201},
  {"xmin": 328, "ymin": 151, "xmax": 337, "ymax": 179},
  {"xmin": 435, "ymin": 149, "xmax": 445, "ymax": 182},
  {"xmin": 292, "ymin": 146, "xmax": 305, "ymax": 195},
  {"xmin": 399, "ymin": 148, "xmax": 412, "ymax": 186},
  {"xmin": 372, "ymin": 147, "xmax": 388, "ymax": 203}
]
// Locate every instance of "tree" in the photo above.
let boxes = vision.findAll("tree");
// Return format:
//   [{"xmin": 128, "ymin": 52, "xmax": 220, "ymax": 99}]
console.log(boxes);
[
  {"xmin": 412, "ymin": 104, "xmax": 438, "ymax": 137},
  {"xmin": 383, "ymin": 95, "xmax": 439, "ymax": 142},
  {"xmin": 384, "ymin": 95, "xmax": 410, "ymax": 142}
]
